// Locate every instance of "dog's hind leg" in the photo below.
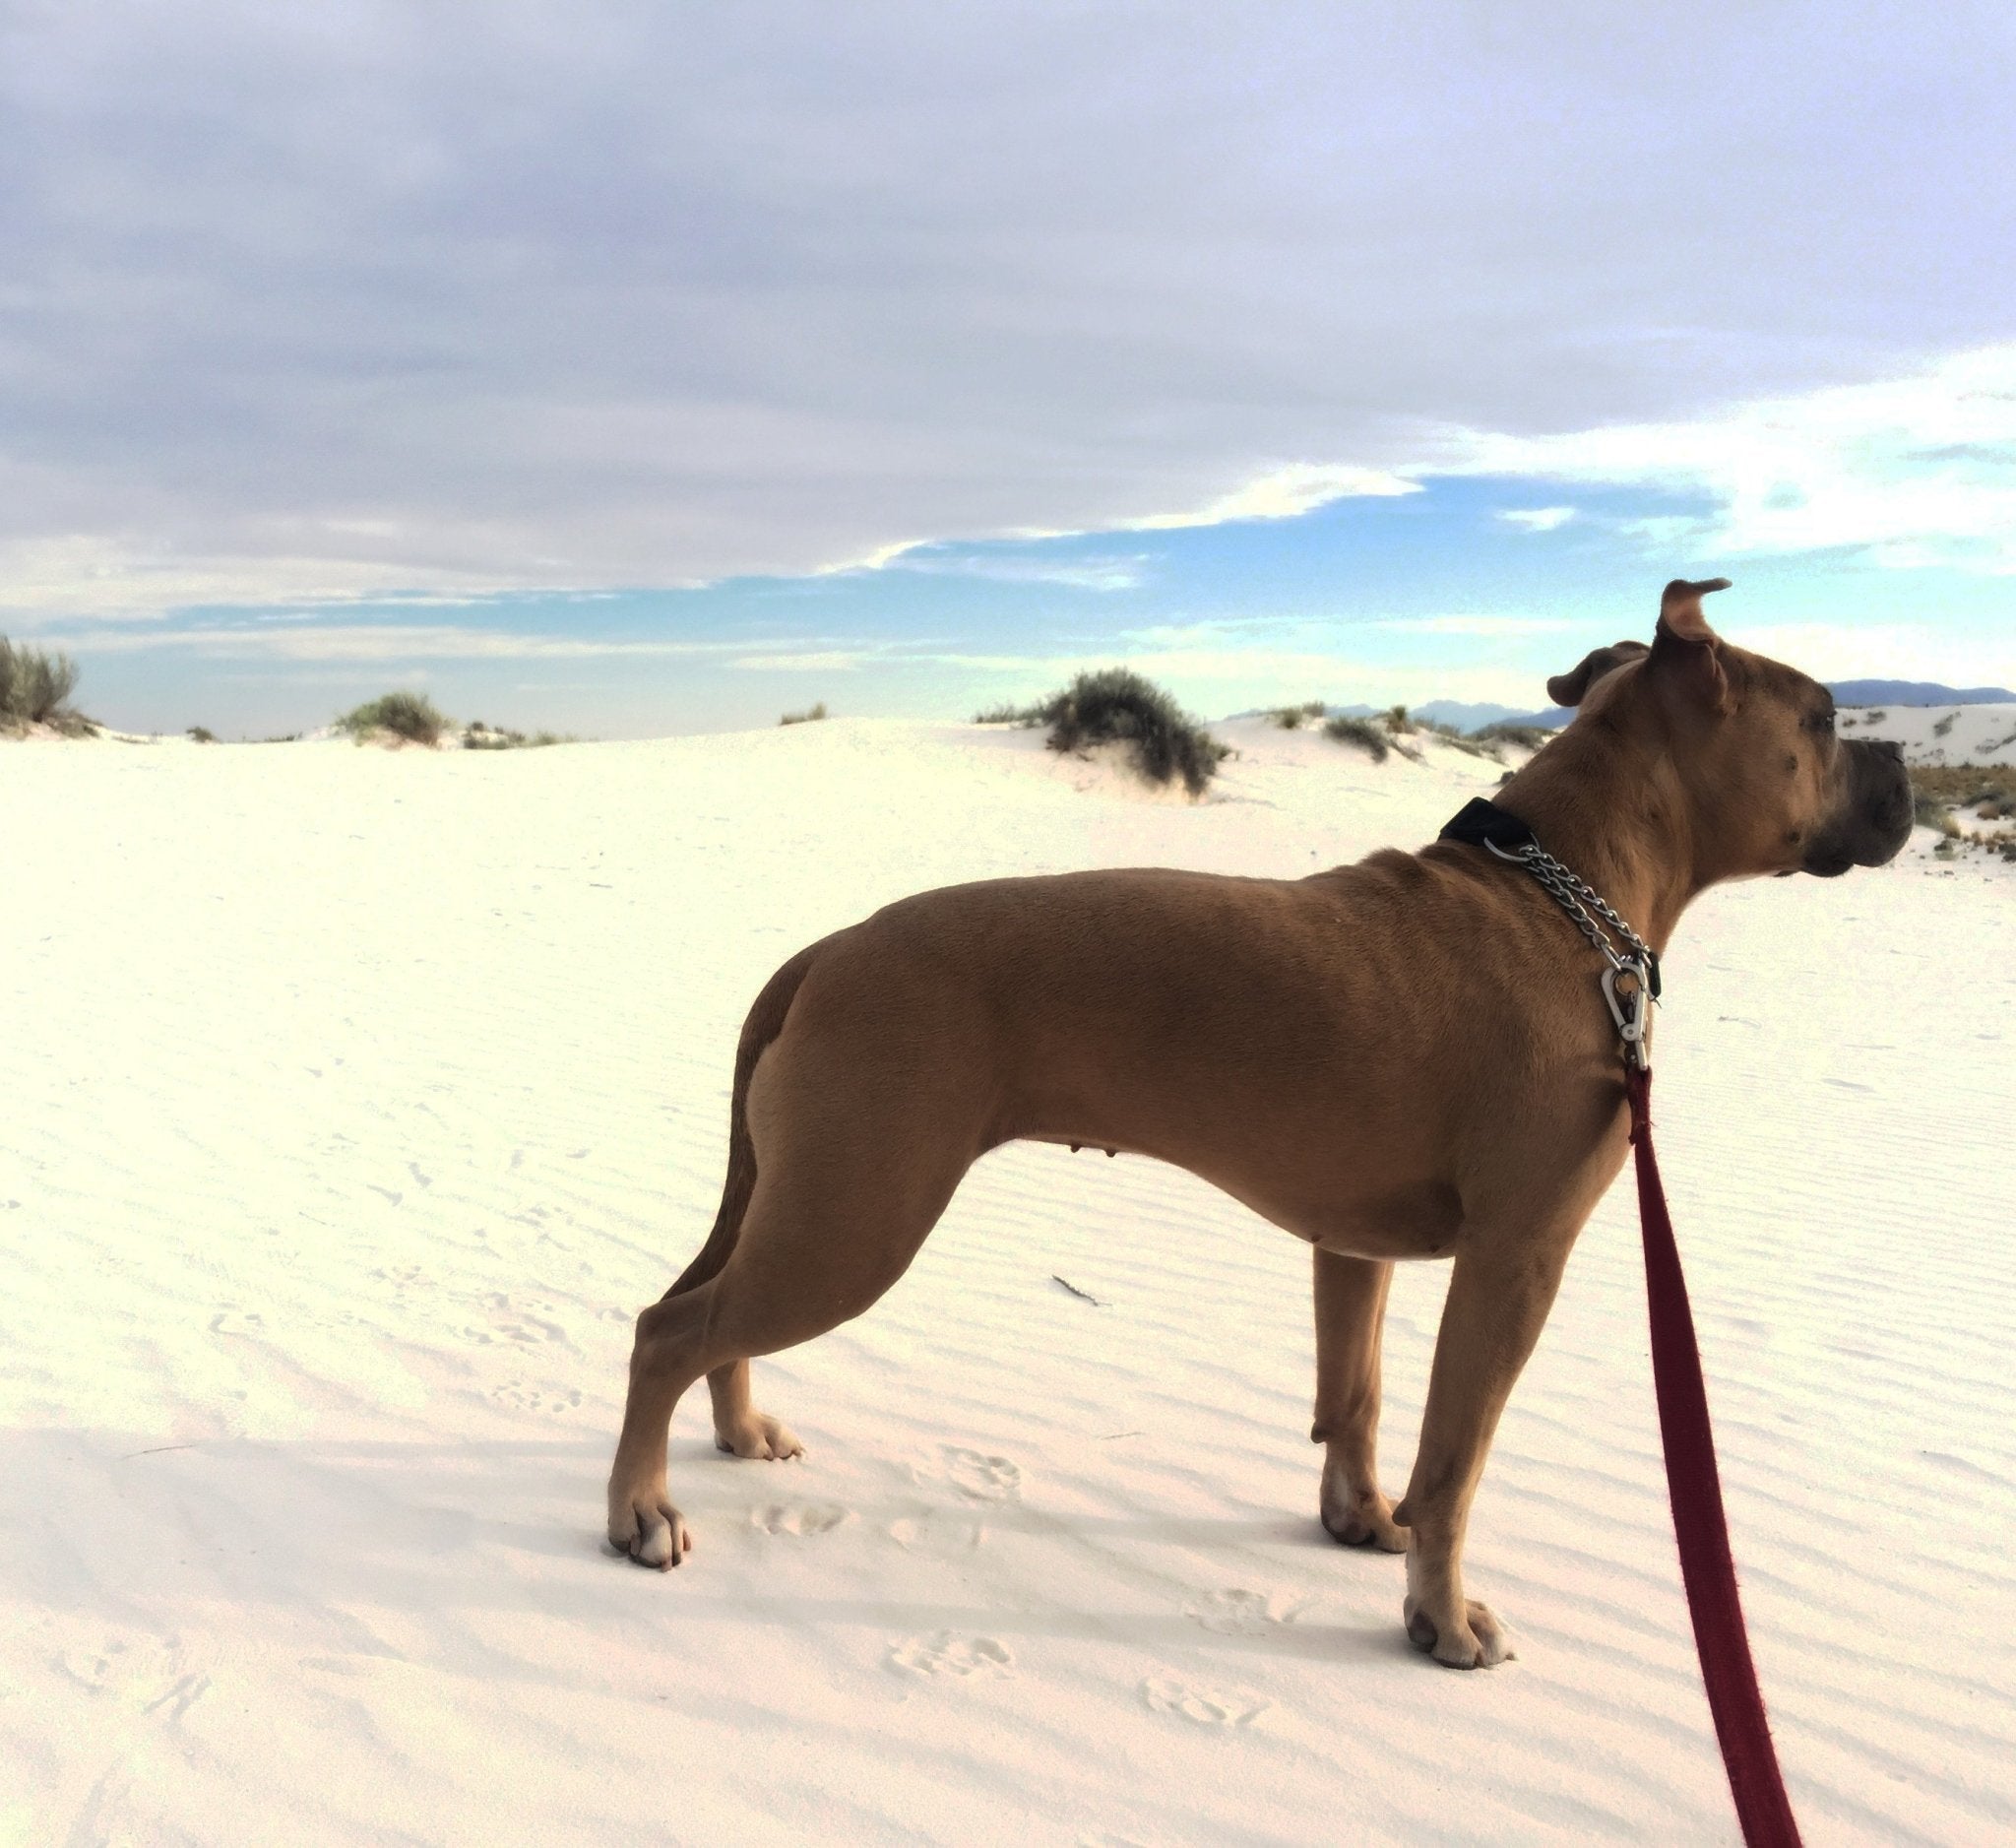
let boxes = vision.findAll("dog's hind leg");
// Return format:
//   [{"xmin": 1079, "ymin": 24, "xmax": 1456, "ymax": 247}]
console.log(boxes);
[
  {"xmin": 607, "ymin": 999, "xmax": 981, "ymax": 1568},
  {"xmin": 606, "ymin": 1282, "xmax": 721, "ymax": 1566},
  {"xmin": 1310, "ymin": 1249, "xmax": 1407, "ymax": 1552},
  {"xmin": 616, "ymin": 943, "xmax": 816, "ymax": 1522}
]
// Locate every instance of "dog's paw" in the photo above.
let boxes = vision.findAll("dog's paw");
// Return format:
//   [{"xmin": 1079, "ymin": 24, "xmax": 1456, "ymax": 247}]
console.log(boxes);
[
  {"xmin": 1403, "ymin": 1594, "xmax": 1513, "ymax": 1669},
  {"xmin": 608, "ymin": 1490, "xmax": 692, "ymax": 1569},
  {"xmin": 1321, "ymin": 1480, "xmax": 1409, "ymax": 1553},
  {"xmin": 714, "ymin": 1411, "xmax": 804, "ymax": 1461}
]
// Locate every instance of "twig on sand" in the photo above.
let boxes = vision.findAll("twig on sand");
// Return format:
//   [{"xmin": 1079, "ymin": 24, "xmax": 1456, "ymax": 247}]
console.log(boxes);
[
  {"xmin": 119, "ymin": 1442, "xmax": 197, "ymax": 1460},
  {"xmin": 1051, "ymin": 1274, "xmax": 1105, "ymax": 1306}
]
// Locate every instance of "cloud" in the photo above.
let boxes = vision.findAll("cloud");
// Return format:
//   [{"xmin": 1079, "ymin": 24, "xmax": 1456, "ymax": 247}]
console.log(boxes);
[
  {"xmin": 34, "ymin": 624, "xmax": 760, "ymax": 662},
  {"xmin": 0, "ymin": 537, "xmax": 520, "ymax": 621},
  {"xmin": 869, "ymin": 546, "xmax": 1153, "ymax": 591},
  {"xmin": 1123, "ymin": 465, "xmax": 1420, "ymax": 532},
  {"xmin": 727, "ymin": 650, "xmax": 872, "ymax": 672},
  {"xmin": 815, "ymin": 540, "xmax": 927, "ymax": 577},
  {"xmin": 4, "ymin": 5, "xmax": 2012, "ymax": 611},
  {"xmin": 1371, "ymin": 614, "xmax": 1575, "ymax": 636},
  {"xmin": 1452, "ymin": 345, "xmax": 2016, "ymax": 571},
  {"xmin": 1721, "ymin": 621, "xmax": 2016, "ymax": 688},
  {"xmin": 1496, "ymin": 506, "xmax": 1577, "ymax": 533}
]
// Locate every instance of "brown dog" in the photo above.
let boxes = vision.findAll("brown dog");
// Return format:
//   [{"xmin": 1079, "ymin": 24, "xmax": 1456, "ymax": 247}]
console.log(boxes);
[{"xmin": 606, "ymin": 579, "xmax": 1912, "ymax": 1668}]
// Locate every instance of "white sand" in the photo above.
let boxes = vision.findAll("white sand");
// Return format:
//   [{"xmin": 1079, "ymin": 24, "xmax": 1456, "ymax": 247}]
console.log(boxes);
[
  {"xmin": 2, "ymin": 720, "xmax": 2010, "ymax": 1847},
  {"xmin": 1839, "ymin": 701, "xmax": 2016, "ymax": 766}
]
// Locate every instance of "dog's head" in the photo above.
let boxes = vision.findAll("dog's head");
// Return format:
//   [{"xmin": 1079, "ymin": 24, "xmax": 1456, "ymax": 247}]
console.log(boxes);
[{"xmin": 1546, "ymin": 579, "xmax": 1914, "ymax": 881}]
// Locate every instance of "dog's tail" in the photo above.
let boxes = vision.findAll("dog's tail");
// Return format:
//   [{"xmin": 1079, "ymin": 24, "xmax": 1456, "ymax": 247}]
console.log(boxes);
[{"xmin": 661, "ymin": 941, "xmax": 821, "ymax": 1301}]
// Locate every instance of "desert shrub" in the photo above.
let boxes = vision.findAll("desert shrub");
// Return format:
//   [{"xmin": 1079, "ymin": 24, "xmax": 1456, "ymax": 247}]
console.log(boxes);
[
  {"xmin": 1381, "ymin": 704, "xmax": 1415, "ymax": 733},
  {"xmin": 1866, "ymin": 709, "xmax": 1887, "ymax": 723},
  {"xmin": 1034, "ymin": 668, "xmax": 1228, "ymax": 795},
  {"xmin": 187, "ymin": 727, "xmax": 217, "ymax": 743},
  {"xmin": 1909, "ymin": 764, "xmax": 2014, "ymax": 828},
  {"xmin": 1, "ymin": 636, "xmax": 87, "ymax": 729},
  {"xmin": 1323, "ymin": 714, "xmax": 1390, "ymax": 762},
  {"xmin": 463, "ymin": 721, "xmax": 574, "ymax": 750},
  {"xmin": 1472, "ymin": 721, "xmax": 1552, "ymax": 751},
  {"xmin": 973, "ymin": 700, "xmax": 1044, "ymax": 725},
  {"xmin": 1932, "ymin": 712, "xmax": 1958, "ymax": 737},
  {"xmin": 780, "ymin": 702, "xmax": 829, "ymax": 726},
  {"xmin": 1267, "ymin": 700, "xmax": 1329, "ymax": 730},
  {"xmin": 1415, "ymin": 716, "xmax": 1496, "ymax": 759},
  {"xmin": 337, "ymin": 690, "xmax": 446, "ymax": 745}
]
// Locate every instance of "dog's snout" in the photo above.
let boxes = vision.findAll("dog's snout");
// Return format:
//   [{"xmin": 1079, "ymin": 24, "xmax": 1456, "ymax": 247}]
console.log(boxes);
[{"xmin": 1833, "ymin": 734, "xmax": 1916, "ymax": 867}]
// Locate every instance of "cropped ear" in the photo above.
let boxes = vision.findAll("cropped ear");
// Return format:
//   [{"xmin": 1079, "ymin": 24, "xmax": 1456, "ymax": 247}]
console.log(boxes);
[
  {"xmin": 1546, "ymin": 640, "xmax": 1648, "ymax": 708},
  {"xmin": 1657, "ymin": 576, "xmax": 1731, "ymax": 643},
  {"xmin": 1650, "ymin": 576, "xmax": 1732, "ymax": 713}
]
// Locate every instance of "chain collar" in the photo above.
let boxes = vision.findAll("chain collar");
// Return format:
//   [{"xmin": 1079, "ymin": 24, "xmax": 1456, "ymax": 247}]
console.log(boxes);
[{"xmin": 1439, "ymin": 797, "xmax": 1662, "ymax": 1071}]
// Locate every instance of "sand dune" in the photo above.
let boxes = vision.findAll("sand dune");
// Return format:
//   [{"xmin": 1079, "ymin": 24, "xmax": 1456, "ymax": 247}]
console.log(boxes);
[
  {"xmin": 1841, "ymin": 700, "xmax": 2016, "ymax": 766},
  {"xmin": 2, "ymin": 719, "xmax": 2009, "ymax": 1846}
]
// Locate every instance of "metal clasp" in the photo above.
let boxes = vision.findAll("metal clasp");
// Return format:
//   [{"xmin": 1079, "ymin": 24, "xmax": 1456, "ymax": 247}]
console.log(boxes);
[{"xmin": 1602, "ymin": 958, "xmax": 1656, "ymax": 1072}]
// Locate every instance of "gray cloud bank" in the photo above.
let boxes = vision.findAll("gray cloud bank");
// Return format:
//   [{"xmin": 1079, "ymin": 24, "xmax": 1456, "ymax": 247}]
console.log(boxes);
[{"xmin": 3, "ymin": 1, "xmax": 2013, "ymax": 613}]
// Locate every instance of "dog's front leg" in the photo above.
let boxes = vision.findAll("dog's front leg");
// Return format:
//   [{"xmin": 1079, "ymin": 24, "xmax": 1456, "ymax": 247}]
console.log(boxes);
[
  {"xmin": 1394, "ymin": 1237, "xmax": 1573, "ymax": 1668},
  {"xmin": 1310, "ymin": 1249, "xmax": 1407, "ymax": 1552}
]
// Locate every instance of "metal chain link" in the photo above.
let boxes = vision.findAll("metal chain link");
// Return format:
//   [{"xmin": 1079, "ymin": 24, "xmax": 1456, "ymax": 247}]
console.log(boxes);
[
  {"xmin": 1491, "ymin": 842, "xmax": 1655, "ymax": 972},
  {"xmin": 1484, "ymin": 838, "xmax": 1661, "ymax": 1070}
]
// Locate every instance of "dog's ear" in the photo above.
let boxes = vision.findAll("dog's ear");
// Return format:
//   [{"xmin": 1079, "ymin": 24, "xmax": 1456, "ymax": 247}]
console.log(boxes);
[
  {"xmin": 1546, "ymin": 640, "xmax": 1649, "ymax": 708},
  {"xmin": 1657, "ymin": 576, "xmax": 1731, "ymax": 643},
  {"xmin": 1649, "ymin": 576, "xmax": 1732, "ymax": 713}
]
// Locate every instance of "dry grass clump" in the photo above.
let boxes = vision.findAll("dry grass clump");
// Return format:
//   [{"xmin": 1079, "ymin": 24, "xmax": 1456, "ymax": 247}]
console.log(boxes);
[
  {"xmin": 1034, "ymin": 668, "xmax": 1228, "ymax": 796},
  {"xmin": 187, "ymin": 727, "xmax": 217, "ymax": 743},
  {"xmin": 1322, "ymin": 713, "xmax": 1392, "ymax": 761},
  {"xmin": 462, "ymin": 721, "xmax": 570, "ymax": 750},
  {"xmin": 1418, "ymin": 716, "xmax": 1497, "ymax": 760},
  {"xmin": 1912, "ymin": 763, "xmax": 2016, "ymax": 860},
  {"xmin": 780, "ymin": 702, "xmax": 829, "ymax": 726},
  {"xmin": 1, "ymin": 636, "xmax": 95, "ymax": 735},
  {"xmin": 973, "ymin": 700, "xmax": 1045, "ymax": 725},
  {"xmin": 1322, "ymin": 704, "xmax": 1432, "ymax": 764},
  {"xmin": 1472, "ymin": 721, "xmax": 1552, "ymax": 751},
  {"xmin": 1267, "ymin": 700, "xmax": 1329, "ymax": 730},
  {"xmin": 1909, "ymin": 764, "xmax": 2013, "ymax": 821},
  {"xmin": 337, "ymin": 691, "xmax": 447, "ymax": 746}
]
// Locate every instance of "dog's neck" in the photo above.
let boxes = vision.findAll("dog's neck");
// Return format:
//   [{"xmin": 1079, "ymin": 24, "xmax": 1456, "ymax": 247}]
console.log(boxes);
[{"xmin": 1490, "ymin": 715, "xmax": 1705, "ymax": 952}]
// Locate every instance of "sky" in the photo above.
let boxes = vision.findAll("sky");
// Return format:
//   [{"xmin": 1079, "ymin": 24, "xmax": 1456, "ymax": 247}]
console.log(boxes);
[{"xmin": 3, "ymin": 2, "xmax": 2014, "ymax": 737}]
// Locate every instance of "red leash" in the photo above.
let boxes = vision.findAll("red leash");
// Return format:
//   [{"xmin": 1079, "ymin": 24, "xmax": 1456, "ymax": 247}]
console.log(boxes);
[
  {"xmin": 1627, "ymin": 1066, "xmax": 1804, "ymax": 1848},
  {"xmin": 1438, "ymin": 797, "xmax": 1806, "ymax": 1841}
]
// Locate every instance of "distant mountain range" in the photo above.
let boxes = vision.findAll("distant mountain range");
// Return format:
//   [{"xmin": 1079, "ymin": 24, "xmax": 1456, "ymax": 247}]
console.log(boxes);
[
  {"xmin": 1824, "ymin": 678, "xmax": 2016, "ymax": 707},
  {"xmin": 1231, "ymin": 679, "xmax": 2016, "ymax": 736}
]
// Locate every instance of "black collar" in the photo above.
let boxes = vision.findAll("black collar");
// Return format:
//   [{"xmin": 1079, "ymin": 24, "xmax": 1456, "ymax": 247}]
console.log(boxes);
[
  {"xmin": 1438, "ymin": 795, "xmax": 1664, "ymax": 1065},
  {"xmin": 1438, "ymin": 797, "xmax": 1536, "ymax": 854}
]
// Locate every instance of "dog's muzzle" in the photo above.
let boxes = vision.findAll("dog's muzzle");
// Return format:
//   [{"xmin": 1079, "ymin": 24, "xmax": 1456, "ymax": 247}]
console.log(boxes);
[{"xmin": 1802, "ymin": 738, "xmax": 1914, "ymax": 877}]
